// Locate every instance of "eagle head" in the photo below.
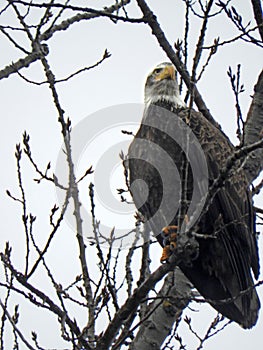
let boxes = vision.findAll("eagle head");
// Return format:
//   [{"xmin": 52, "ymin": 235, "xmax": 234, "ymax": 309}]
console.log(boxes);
[{"xmin": 144, "ymin": 62, "xmax": 186, "ymax": 108}]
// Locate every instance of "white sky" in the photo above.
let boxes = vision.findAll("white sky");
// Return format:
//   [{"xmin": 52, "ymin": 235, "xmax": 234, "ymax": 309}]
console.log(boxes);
[{"xmin": 0, "ymin": 0, "xmax": 263, "ymax": 349}]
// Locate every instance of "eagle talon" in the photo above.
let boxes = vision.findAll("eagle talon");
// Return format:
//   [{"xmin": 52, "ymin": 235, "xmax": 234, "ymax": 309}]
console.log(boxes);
[
  {"xmin": 160, "ymin": 245, "xmax": 171, "ymax": 263},
  {"xmin": 160, "ymin": 226, "xmax": 178, "ymax": 262}
]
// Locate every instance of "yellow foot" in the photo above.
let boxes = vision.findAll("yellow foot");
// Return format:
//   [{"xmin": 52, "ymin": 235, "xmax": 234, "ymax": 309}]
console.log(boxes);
[{"xmin": 160, "ymin": 225, "xmax": 178, "ymax": 262}]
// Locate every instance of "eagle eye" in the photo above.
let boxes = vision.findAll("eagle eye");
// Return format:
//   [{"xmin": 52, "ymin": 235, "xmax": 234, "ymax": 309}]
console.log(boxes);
[{"xmin": 154, "ymin": 68, "xmax": 162, "ymax": 74}]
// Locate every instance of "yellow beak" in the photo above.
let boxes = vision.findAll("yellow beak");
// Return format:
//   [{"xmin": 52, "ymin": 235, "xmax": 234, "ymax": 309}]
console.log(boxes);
[{"xmin": 155, "ymin": 65, "xmax": 176, "ymax": 81}]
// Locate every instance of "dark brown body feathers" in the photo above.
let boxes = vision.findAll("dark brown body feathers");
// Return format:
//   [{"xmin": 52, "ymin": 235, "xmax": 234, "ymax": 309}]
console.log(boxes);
[{"xmin": 128, "ymin": 103, "xmax": 260, "ymax": 328}]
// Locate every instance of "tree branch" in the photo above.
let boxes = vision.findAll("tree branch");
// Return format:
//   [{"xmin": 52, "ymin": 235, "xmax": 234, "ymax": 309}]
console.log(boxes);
[
  {"xmin": 129, "ymin": 269, "xmax": 192, "ymax": 350},
  {"xmin": 0, "ymin": 47, "xmax": 48, "ymax": 80},
  {"xmin": 0, "ymin": 298, "xmax": 36, "ymax": 350}
]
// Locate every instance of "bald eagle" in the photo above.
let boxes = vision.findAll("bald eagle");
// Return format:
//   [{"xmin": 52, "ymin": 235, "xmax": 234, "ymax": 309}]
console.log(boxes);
[{"xmin": 128, "ymin": 62, "xmax": 260, "ymax": 328}]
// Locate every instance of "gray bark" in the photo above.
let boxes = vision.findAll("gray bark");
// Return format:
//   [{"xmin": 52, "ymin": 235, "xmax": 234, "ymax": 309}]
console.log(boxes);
[
  {"xmin": 129, "ymin": 268, "xmax": 192, "ymax": 350},
  {"xmin": 243, "ymin": 69, "xmax": 263, "ymax": 183}
]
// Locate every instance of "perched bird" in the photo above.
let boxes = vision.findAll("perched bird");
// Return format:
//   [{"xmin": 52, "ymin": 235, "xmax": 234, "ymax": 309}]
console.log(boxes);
[{"xmin": 128, "ymin": 62, "xmax": 260, "ymax": 328}]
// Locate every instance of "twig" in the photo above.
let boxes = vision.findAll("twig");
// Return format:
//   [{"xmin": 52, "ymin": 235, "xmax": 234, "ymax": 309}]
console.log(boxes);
[
  {"xmin": 203, "ymin": 25, "xmax": 262, "ymax": 49},
  {"xmin": 6, "ymin": 190, "xmax": 23, "ymax": 204},
  {"xmin": 227, "ymin": 64, "xmax": 245, "ymax": 142},
  {"xmin": 184, "ymin": 315, "xmax": 202, "ymax": 341},
  {"xmin": 0, "ymin": 26, "xmax": 29, "ymax": 54},
  {"xmin": 15, "ymin": 143, "xmax": 30, "ymax": 276},
  {"xmin": 0, "ymin": 298, "xmax": 36, "ymax": 350},
  {"xmin": 8, "ymin": 0, "xmax": 34, "ymax": 42},
  {"xmin": 161, "ymin": 316, "xmax": 182, "ymax": 350},
  {"xmin": 217, "ymin": 1, "xmax": 263, "ymax": 47},
  {"xmin": 27, "ymin": 189, "xmax": 69, "ymax": 278},
  {"xmin": 0, "ymin": 2, "xmax": 11, "ymax": 16},
  {"xmin": 16, "ymin": 49, "xmax": 111, "ymax": 86},
  {"xmin": 47, "ymin": 0, "xmax": 70, "ymax": 30},
  {"xmin": 196, "ymin": 39, "xmax": 218, "ymax": 81},
  {"xmin": 125, "ymin": 226, "xmax": 141, "ymax": 296},
  {"xmin": 187, "ymin": 0, "xmax": 231, "ymax": 18},
  {"xmin": 191, "ymin": 0, "xmax": 214, "ymax": 83},
  {"xmin": 34, "ymin": 0, "xmax": 54, "ymax": 41},
  {"xmin": 180, "ymin": 0, "xmax": 191, "ymax": 93},
  {"xmin": 0, "ymin": 269, "xmax": 13, "ymax": 349},
  {"xmin": 195, "ymin": 314, "xmax": 230, "ymax": 350}
]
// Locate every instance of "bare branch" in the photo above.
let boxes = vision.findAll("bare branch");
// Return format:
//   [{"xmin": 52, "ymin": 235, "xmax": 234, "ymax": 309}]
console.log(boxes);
[
  {"xmin": 0, "ymin": 25, "xmax": 29, "ymax": 54},
  {"xmin": 217, "ymin": 1, "xmax": 263, "ymax": 47},
  {"xmin": 202, "ymin": 25, "xmax": 263, "ymax": 49},
  {"xmin": 191, "ymin": 0, "xmax": 214, "ymax": 82},
  {"xmin": 0, "ymin": 47, "xmax": 48, "ymax": 80},
  {"xmin": 27, "ymin": 190, "xmax": 69, "ymax": 279},
  {"xmin": 16, "ymin": 49, "xmax": 111, "ymax": 86},
  {"xmin": 14, "ymin": 143, "xmax": 30, "ymax": 276},
  {"xmin": 0, "ymin": 298, "xmax": 36, "ymax": 350},
  {"xmin": 227, "ymin": 64, "xmax": 245, "ymax": 142}
]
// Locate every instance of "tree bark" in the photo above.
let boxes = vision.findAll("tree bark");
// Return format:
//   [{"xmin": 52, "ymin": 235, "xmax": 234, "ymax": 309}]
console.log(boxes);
[
  {"xmin": 243, "ymin": 69, "xmax": 263, "ymax": 183},
  {"xmin": 129, "ymin": 268, "xmax": 192, "ymax": 350}
]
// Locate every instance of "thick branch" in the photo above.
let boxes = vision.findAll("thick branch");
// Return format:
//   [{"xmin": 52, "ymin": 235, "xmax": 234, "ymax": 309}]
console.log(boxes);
[
  {"xmin": 129, "ymin": 269, "xmax": 192, "ymax": 350},
  {"xmin": 39, "ymin": 0, "xmax": 132, "ymax": 42},
  {"xmin": 0, "ymin": 48, "xmax": 47, "ymax": 80},
  {"xmin": 243, "ymin": 69, "xmax": 263, "ymax": 182}
]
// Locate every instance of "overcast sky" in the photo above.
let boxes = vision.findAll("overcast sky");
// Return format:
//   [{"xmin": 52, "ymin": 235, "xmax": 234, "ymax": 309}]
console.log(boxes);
[{"xmin": 0, "ymin": 0, "xmax": 262, "ymax": 349}]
